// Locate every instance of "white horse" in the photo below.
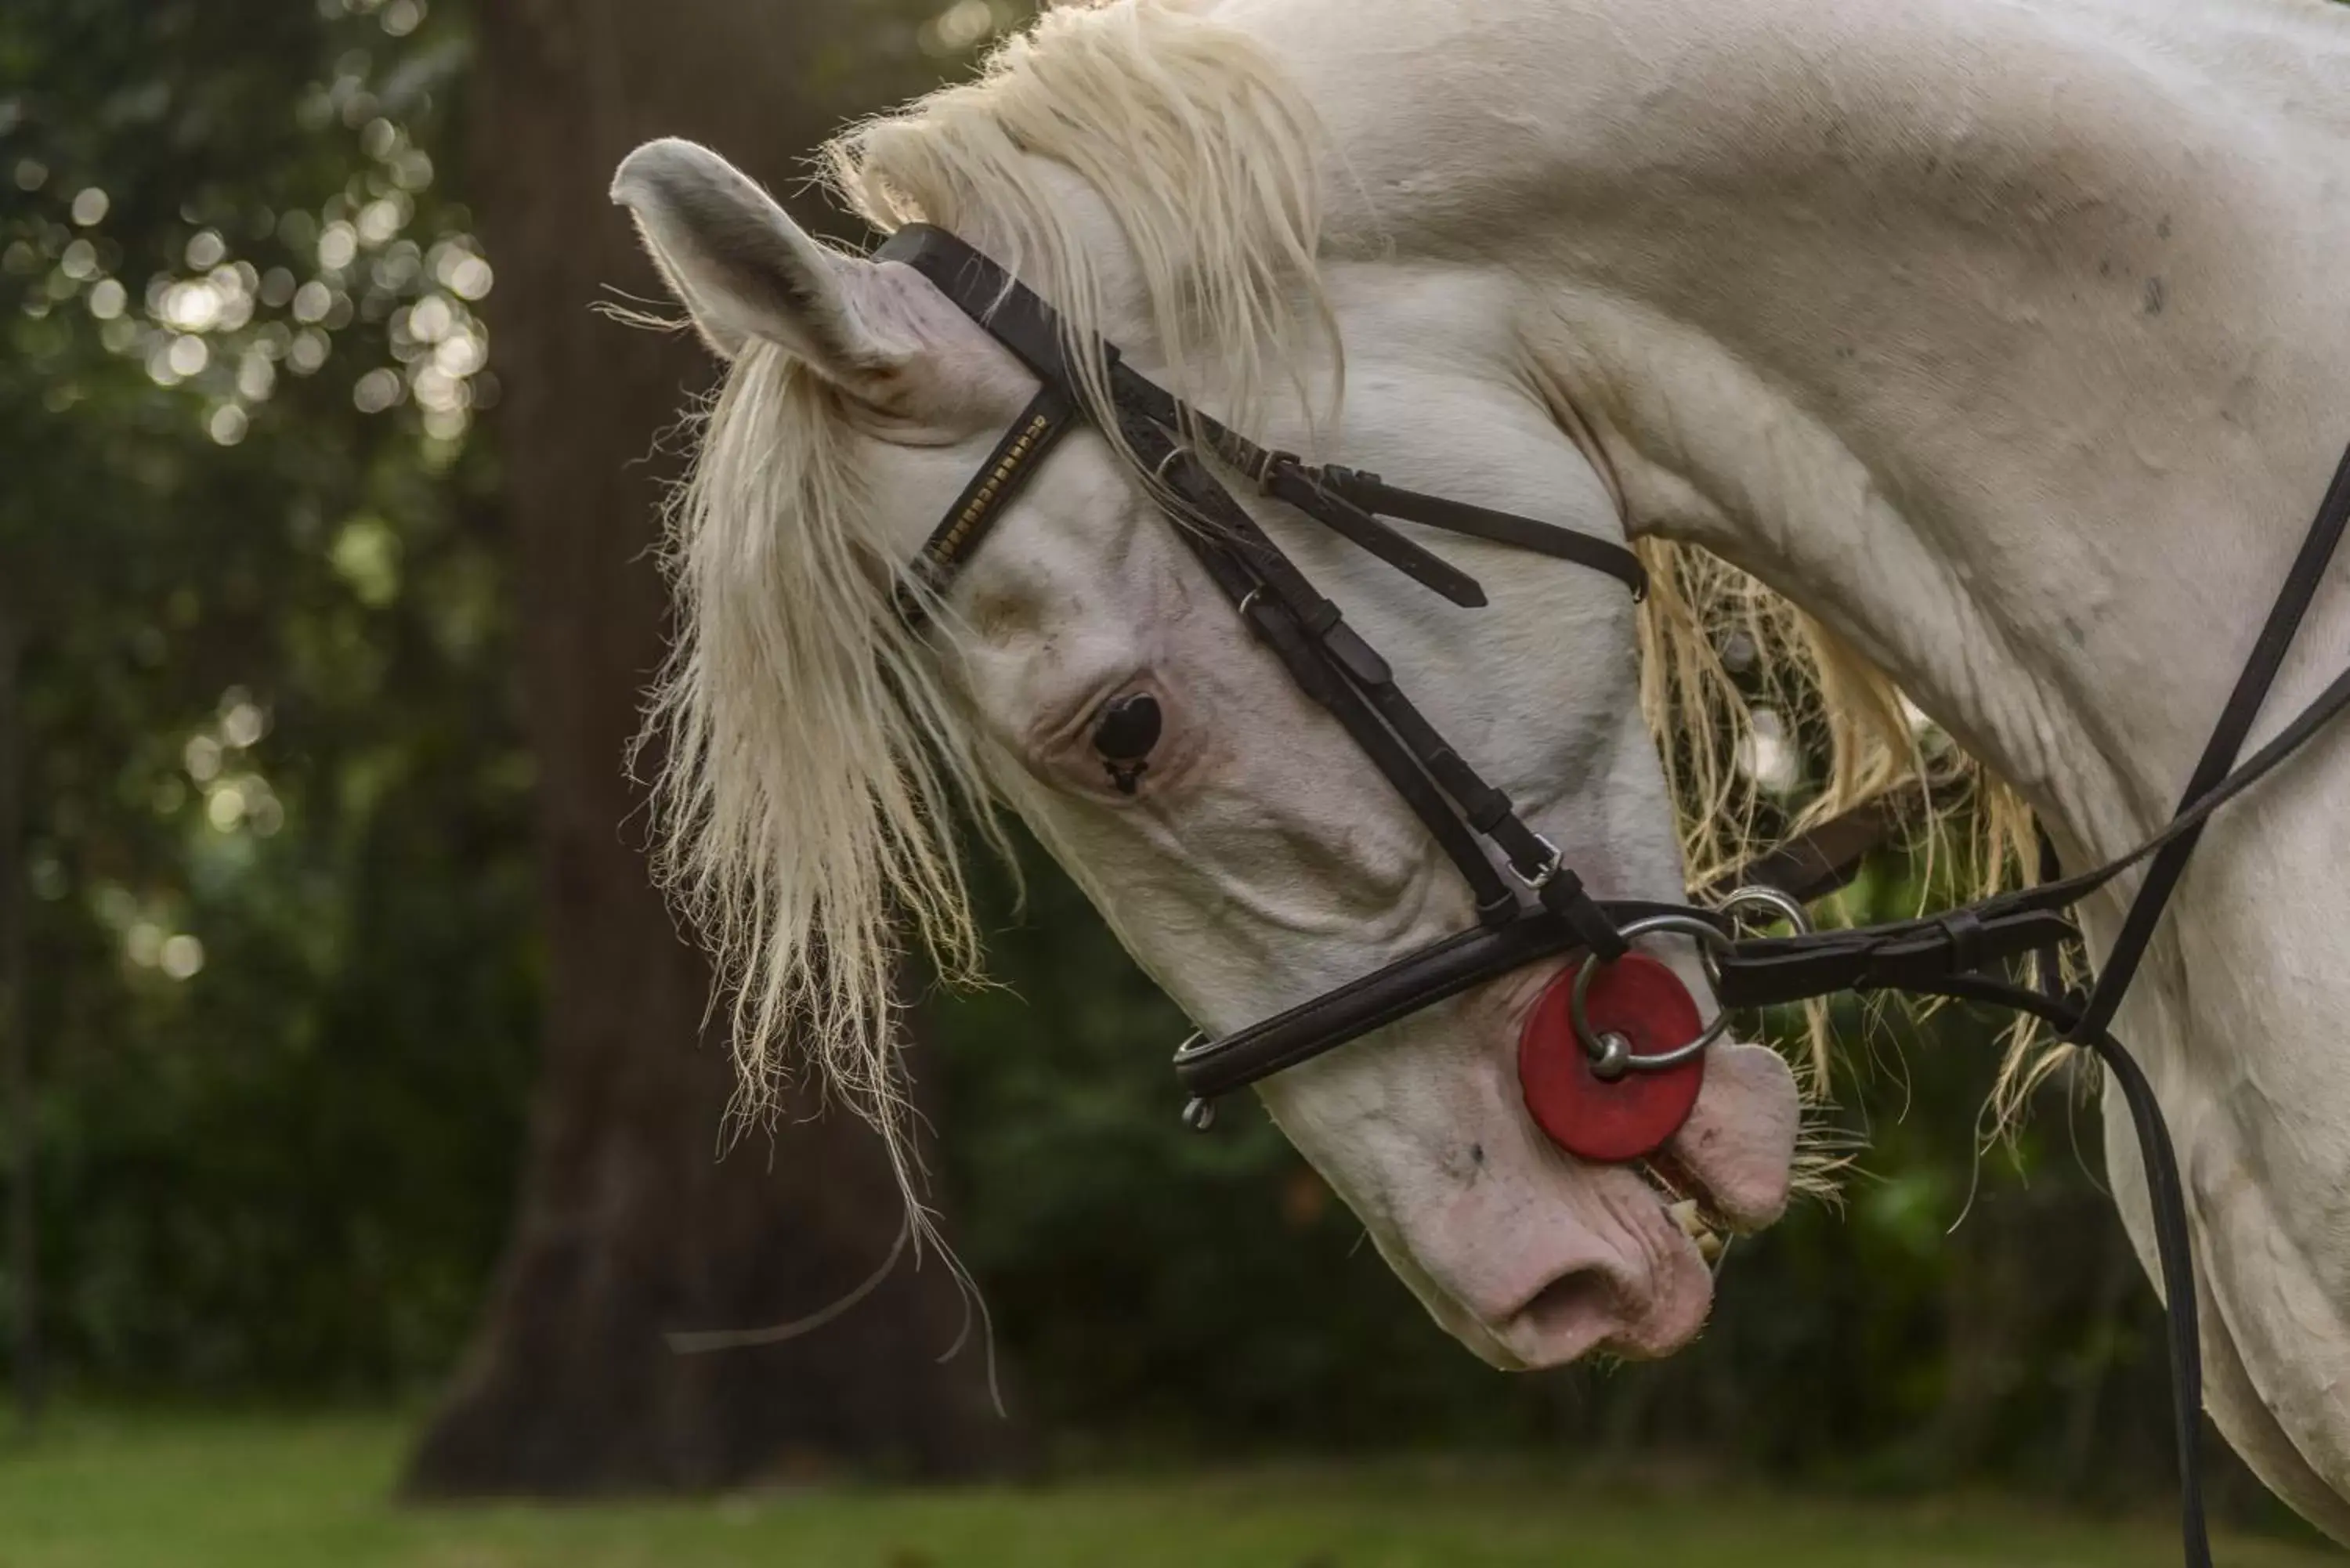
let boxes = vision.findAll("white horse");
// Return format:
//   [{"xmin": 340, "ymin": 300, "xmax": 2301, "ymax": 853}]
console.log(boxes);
[{"xmin": 611, "ymin": 0, "xmax": 2350, "ymax": 1536}]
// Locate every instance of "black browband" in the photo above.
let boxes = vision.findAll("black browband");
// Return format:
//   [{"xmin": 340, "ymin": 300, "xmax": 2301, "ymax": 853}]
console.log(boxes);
[{"xmin": 874, "ymin": 219, "xmax": 2350, "ymax": 1568}]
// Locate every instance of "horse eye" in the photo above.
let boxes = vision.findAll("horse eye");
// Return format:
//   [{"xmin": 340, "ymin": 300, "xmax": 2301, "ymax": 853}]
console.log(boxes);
[
  {"xmin": 1093, "ymin": 692, "xmax": 1162, "ymax": 759},
  {"xmin": 1091, "ymin": 692, "xmax": 1162, "ymax": 794}
]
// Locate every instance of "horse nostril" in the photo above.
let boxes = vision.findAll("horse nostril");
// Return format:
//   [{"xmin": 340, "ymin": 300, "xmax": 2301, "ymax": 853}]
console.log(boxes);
[
  {"xmin": 1504, "ymin": 1266, "xmax": 1627, "ymax": 1365},
  {"xmin": 1092, "ymin": 692, "xmax": 1162, "ymax": 761}
]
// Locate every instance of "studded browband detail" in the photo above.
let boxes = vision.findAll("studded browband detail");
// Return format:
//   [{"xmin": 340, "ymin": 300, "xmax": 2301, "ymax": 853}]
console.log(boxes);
[
  {"xmin": 931, "ymin": 404, "xmax": 1060, "ymax": 572},
  {"xmin": 895, "ymin": 385, "xmax": 1079, "ymax": 630}
]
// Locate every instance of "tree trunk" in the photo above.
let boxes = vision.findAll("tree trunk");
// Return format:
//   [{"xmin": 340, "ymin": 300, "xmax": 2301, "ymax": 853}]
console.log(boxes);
[
  {"xmin": 0, "ymin": 612, "xmax": 38, "ymax": 1433},
  {"xmin": 406, "ymin": 0, "xmax": 1012, "ymax": 1494}
]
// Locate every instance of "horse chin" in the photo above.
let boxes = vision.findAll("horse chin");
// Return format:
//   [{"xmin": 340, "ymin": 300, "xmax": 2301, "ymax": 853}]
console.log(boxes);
[
  {"xmin": 1664, "ymin": 1039, "xmax": 1802, "ymax": 1233},
  {"xmin": 1484, "ymin": 1167, "xmax": 1721, "ymax": 1368},
  {"xmin": 1365, "ymin": 1181, "xmax": 1720, "ymax": 1371}
]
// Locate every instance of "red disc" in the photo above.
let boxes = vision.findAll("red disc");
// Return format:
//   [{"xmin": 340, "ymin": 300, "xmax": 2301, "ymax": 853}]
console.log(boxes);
[{"xmin": 1517, "ymin": 952, "xmax": 1706, "ymax": 1163}]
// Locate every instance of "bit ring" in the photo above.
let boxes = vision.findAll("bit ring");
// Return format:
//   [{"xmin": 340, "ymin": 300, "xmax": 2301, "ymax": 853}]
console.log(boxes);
[
  {"xmin": 1567, "ymin": 912, "xmax": 1735, "ymax": 1072},
  {"xmin": 1698, "ymin": 883, "xmax": 1813, "ymax": 988}
]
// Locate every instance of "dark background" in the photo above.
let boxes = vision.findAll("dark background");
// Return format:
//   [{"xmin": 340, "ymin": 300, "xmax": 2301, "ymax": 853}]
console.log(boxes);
[{"xmin": 0, "ymin": 0, "xmax": 2278, "ymax": 1531}]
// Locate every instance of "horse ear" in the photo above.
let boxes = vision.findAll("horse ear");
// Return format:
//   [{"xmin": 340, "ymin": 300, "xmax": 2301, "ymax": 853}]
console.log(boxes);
[{"xmin": 611, "ymin": 138, "xmax": 904, "ymax": 377}]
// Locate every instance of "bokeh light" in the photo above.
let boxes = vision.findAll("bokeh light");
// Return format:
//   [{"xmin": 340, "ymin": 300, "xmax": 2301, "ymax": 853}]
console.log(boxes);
[{"xmin": 20, "ymin": 41, "xmax": 490, "ymax": 454}]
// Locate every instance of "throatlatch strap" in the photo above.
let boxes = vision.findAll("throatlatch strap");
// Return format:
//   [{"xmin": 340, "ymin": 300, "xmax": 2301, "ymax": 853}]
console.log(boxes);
[
  {"xmin": 1258, "ymin": 463, "xmax": 1488, "ymax": 605},
  {"xmin": 1314, "ymin": 465, "xmax": 1651, "ymax": 599},
  {"xmin": 1712, "ymin": 796, "xmax": 1899, "ymax": 907}
]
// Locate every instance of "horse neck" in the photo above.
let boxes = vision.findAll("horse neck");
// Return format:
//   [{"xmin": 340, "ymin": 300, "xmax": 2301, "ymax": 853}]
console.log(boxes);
[{"xmin": 1267, "ymin": 0, "xmax": 2350, "ymax": 866}]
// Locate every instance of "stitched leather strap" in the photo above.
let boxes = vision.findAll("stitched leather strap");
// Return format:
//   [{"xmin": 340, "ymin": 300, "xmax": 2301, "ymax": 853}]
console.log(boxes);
[
  {"xmin": 1173, "ymin": 898, "xmax": 1707, "ymax": 1100},
  {"xmin": 1259, "ymin": 464, "xmax": 1488, "ymax": 605},
  {"xmin": 1130, "ymin": 418, "xmax": 1527, "ymax": 923},
  {"xmin": 1715, "ymin": 909, "xmax": 2081, "ymax": 1007}
]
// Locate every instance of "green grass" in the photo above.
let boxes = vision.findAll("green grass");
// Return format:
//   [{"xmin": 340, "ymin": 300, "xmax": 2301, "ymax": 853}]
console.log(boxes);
[{"xmin": 0, "ymin": 1413, "xmax": 2334, "ymax": 1568}]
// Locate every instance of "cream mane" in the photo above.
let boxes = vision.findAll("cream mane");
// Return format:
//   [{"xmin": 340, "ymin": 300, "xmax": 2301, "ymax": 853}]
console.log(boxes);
[{"xmin": 641, "ymin": 0, "xmax": 2030, "ymax": 1218}]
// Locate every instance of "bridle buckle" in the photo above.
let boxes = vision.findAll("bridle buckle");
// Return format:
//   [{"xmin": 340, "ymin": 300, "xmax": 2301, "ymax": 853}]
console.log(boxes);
[{"xmin": 1508, "ymin": 833, "xmax": 1564, "ymax": 892}]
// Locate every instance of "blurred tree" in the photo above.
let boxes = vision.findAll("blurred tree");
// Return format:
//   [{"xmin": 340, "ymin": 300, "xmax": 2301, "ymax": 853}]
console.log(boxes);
[
  {"xmin": 1, "ymin": 0, "xmax": 535, "ymax": 1399},
  {"xmin": 401, "ymin": 0, "xmax": 1014, "ymax": 1494},
  {"xmin": 0, "ymin": 2, "xmax": 1013, "ymax": 1485},
  {"xmin": 1, "ymin": 611, "xmax": 32, "ymax": 1425}
]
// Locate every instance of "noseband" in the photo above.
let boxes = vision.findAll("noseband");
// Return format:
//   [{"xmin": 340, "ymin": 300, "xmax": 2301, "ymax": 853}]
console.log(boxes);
[{"xmin": 874, "ymin": 221, "xmax": 2350, "ymax": 1568}]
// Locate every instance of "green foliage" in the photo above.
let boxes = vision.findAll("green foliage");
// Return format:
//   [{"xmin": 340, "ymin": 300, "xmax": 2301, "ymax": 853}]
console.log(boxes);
[{"xmin": 1, "ymin": 0, "xmax": 535, "ymax": 1392}]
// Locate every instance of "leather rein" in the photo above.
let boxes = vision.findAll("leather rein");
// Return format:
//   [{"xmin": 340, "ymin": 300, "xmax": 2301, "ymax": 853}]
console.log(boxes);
[{"xmin": 874, "ymin": 220, "xmax": 2350, "ymax": 1568}]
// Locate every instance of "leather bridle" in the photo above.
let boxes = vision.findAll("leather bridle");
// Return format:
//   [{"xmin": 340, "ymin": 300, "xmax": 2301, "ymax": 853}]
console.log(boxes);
[{"xmin": 873, "ymin": 220, "xmax": 2350, "ymax": 1568}]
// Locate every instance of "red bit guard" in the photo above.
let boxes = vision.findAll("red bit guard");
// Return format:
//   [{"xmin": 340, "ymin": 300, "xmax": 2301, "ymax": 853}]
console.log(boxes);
[{"xmin": 1517, "ymin": 952, "xmax": 1706, "ymax": 1163}]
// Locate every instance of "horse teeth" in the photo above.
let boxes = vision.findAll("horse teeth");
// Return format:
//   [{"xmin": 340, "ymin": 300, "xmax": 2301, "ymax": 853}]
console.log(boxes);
[{"xmin": 1666, "ymin": 1197, "xmax": 1724, "ymax": 1259}]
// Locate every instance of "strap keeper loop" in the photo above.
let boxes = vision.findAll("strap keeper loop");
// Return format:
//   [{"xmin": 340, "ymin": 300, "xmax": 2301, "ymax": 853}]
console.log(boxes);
[
  {"xmin": 1936, "ymin": 909, "xmax": 1987, "ymax": 975},
  {"xmin": 1466, "ymin": 789, "xmax": 1513, "ymax": 834},
  {"xmin": 1544, "ymin": 874, "xmax": 1628, "ymax": 961},
  {"xmin": 1473, "ymin": 889, "xmax": 1520, "ymax": 928},
  {"xmin": 1253, "ymin": 447, "xmax": 1299, "ymax": 494},
  {"xmin": 1321, "ymin": 464, "xmax": 1383, "ymax": 505}
]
